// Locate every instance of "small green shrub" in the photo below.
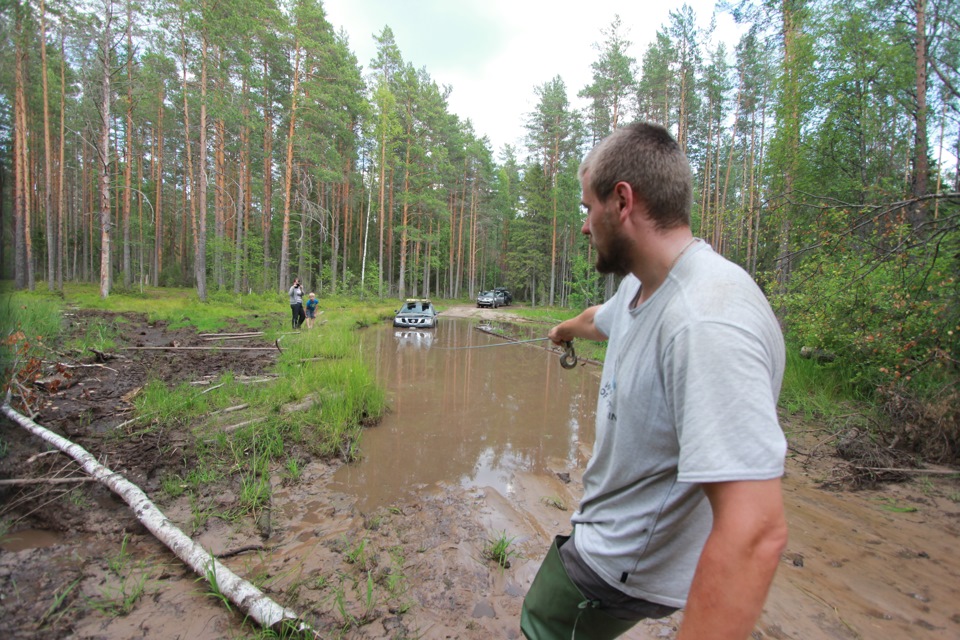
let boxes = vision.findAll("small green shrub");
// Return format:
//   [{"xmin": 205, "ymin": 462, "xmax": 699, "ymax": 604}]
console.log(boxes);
[{"xmin": 483, "ymin": 530, "xmax": 519, "ymax": 568}]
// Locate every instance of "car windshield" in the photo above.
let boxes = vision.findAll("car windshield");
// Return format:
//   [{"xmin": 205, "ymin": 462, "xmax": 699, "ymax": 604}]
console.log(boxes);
[{"xmin": 400, "ymin": 301, "xmax": 431, "ymax": 313}]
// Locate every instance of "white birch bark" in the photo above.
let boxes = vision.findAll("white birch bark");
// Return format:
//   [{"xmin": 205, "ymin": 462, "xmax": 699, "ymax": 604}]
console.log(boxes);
[{"xmin": 1, "ymin": 399, "xmax": 316, "ymax": 637}]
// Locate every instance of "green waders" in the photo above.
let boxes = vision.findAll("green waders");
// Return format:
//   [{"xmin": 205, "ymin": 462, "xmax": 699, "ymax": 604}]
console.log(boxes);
[{"xmin": 520, "ymin": 536, "xmax": 638, "ymax": 640}]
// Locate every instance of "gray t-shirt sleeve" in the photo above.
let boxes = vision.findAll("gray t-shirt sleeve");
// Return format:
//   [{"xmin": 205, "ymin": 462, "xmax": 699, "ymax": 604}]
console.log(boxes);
[
  {"xmin": 665, "ymin": 321, "xmax": 786, "ymax": 483},
  {"xmin": 594, "ymin": 297, "xmax": 616, "ymax": 337}
]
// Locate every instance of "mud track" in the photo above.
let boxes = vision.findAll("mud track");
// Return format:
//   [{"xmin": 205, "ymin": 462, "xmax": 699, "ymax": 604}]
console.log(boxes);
[{"xmin": 1, "ymin": 306, "xmax": 958, "ymax": 639}]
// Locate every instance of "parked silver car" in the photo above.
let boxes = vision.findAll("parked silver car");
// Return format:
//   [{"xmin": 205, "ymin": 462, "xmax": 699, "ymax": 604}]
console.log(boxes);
[{"xmin": 476, "ymin": 290, "xmax": 506, "ymax": 308}]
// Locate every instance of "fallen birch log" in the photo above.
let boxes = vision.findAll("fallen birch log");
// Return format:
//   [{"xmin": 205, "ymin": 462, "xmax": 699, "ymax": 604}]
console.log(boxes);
[
  {"xmin": 1, "ymin": 396, "xmax": 316, "ymax": 637},
  {"xmin": 122, "ymin": 346, "xmax": 280, "ymax": 352}
]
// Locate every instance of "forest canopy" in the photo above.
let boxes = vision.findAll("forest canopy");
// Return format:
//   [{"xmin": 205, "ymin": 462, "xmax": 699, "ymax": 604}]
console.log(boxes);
[{"xmin": 1, "ymin": 0, "xmax": 958, "ymax": 458}]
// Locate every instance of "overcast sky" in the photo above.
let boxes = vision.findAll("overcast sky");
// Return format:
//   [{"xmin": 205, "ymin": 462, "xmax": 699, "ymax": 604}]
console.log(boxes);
[{"xmin": 321, "ymin": 0, "xmax": 743, "ymax": 157}]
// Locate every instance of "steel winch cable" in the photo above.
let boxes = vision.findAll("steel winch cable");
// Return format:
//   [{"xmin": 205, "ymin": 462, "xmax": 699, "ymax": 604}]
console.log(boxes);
[{"xmin": 436, "ymin": 336, "xmax": 578, "ymax": 369}]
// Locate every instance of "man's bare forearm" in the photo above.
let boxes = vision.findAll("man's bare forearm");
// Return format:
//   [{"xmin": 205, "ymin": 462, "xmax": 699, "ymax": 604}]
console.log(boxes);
[{"xmin": 548, "ymin": 305, "xmax": 606, "ymax": 344}]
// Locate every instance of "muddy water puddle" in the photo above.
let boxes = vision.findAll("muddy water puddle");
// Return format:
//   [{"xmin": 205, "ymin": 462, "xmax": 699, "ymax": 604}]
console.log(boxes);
[
  {"xmin": 0, "ymin": 528, "xmax": 62, "ymax": 551},
  {"xmin": 332, "ymin": 319, "xmax": 600, "ymax": 512}
]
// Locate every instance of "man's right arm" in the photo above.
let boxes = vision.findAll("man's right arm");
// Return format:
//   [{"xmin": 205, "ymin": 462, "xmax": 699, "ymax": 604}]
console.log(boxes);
[{"xmin": 548, "ymin": 305, "xmax": 606, "ymax": 344}]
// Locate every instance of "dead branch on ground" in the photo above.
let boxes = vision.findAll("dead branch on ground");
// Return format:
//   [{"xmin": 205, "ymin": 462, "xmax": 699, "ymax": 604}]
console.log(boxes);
[
  {"xmin": 1, "ymin": 394, "xmax": 318, "ymax": 638},
  {"xmin": 217, "ymin": 544, "xmax": 268, "ymax": 559},
  {"xmin": 0, "ymin": 477, "xmax": 97, "ymax": 486}
]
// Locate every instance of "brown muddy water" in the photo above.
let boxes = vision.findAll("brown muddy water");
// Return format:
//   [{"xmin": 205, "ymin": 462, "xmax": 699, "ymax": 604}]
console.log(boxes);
[{"xmin": 333, "ymin": 319, "xmax": 599, "ymax": 512}]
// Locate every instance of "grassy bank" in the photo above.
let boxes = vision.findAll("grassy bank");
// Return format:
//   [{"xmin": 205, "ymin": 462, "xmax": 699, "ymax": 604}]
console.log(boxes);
[{"xmin": 1, "ymin": 284, "xmax": 396, "ymax": 512}]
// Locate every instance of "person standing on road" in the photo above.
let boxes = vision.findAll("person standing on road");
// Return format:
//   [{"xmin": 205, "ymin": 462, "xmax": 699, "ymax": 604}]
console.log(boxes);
[
  {"xmin": 289, "ymin": 278, "xmax": 306, "ymax": 330},
  {"xmin": 521, "ymin": 122, "xmax": 788, "ymax": 640}
]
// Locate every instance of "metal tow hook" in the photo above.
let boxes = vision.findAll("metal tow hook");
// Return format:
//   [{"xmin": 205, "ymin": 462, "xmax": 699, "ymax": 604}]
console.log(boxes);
[{"xmin": 560, "ymin": 340, "xmax": 578, "ymax": 369}]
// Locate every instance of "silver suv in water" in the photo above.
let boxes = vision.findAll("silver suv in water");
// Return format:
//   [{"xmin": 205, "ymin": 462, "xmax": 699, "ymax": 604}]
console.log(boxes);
[{"xmin": 393, "ymin": 299, "xmax": 438, "ymax": 328}]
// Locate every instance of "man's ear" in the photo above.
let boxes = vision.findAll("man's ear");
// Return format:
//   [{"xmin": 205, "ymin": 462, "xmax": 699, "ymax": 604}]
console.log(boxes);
[{"xmin": 613, "ymin": 181, "xmax": 634, "ymax": 222}]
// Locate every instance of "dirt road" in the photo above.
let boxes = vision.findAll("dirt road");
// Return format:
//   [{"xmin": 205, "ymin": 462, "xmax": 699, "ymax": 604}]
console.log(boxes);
[{"xmin": 1, "ymin": 305, "xmax": 958, "ymax": 639}]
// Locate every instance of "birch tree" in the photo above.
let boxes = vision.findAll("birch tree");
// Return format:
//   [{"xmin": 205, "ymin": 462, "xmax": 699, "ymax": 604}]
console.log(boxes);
[{"xmin": 96, "ymin": 0, "xmax": 116, "ymax": 298}]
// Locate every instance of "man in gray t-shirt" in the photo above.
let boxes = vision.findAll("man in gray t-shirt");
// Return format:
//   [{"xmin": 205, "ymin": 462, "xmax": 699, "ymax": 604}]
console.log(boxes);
[{"xmin": 521, "ymin": 123, "xmax": 787, "ymax": 640}]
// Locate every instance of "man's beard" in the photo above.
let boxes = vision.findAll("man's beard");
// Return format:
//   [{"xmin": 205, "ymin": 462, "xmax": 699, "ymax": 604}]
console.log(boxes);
[{"xmin": 595, "ymin": 231, "xmax": 631, "ymax": 276}]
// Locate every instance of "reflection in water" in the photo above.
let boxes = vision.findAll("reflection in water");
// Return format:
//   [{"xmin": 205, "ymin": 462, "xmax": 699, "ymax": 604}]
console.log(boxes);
[
  {"xmin": 393, "ymin": 329, "xmax": 434, "ymax": 349},
  {"xmin": 331, "ymin": 319, "xmax": 599, "ymax": 511}
]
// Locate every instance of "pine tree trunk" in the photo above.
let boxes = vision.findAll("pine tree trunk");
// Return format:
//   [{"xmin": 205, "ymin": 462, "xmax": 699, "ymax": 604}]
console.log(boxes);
[
  {"xmin": 82, "ymin": 135, "xmax": 90, "ymax": 281},
  {"xmin": 456, "ymin": 162, "xmax": 467, "ymax": 298},
  {"xmin": 137, "ymin": 153, "xmax": 144, "ymax": 286},
  {"xmin": 447, "ymin": 187, "xmax": 456, "ymax": 298},
  {"xmin": 713, "ymin": 131, "xmax": 726, "ymax": 255},
  {"xmin": 377, "ymin": 126, "xmax": 387, "ymax": 299},
  {"xmin": 701, "ymin": 115, "xmax": 712, "ymax": 241},
  {"xmin": 242, "ymin": 105, "xmax": 252, "ymax": 292},
  {"xmin": 13, "ymin": 10, "xmax": 32, "ymax": 290},
  {"xmin": 721, "ymin": 79, "xmax": 743, "ymax": 247},
  {"xmin": 910, "ymin": 0, "xmax": 929, "ymax": 224},
  {"xmin": 330, "ymin": 172, "xmax": 340, "ymax": 293},
  {"xmin": 215, "ymin": 114, "xmax": 226, "ymax": 289},
  {"xmin": 153, "ymin": 90, "xmax": 164, "ymax": 287},
  {"xmin": 122, "ymin": 2, "xmax": 133, "ymax": 288},
  {"xmin": 57, "ymin": 30, "xmax": 66, "ymax": 289},
  {"xmin": 40, "ymin": 0, "xmax": 55, "ymax": 290},
  {"xmin": 387, "ymin": 169, "xmax": 395, "ymax": 294},
  {"xmin": 776, "ymin": 0, "xmax": 802, "ymax": 301},
  {"xmin": 262, "ymin": 58, "xmax": 273, "ymax": 292},
  {"xmin": 397, "ymin": 122, "xmax": 412, "ymax": 299},
  {"xmin": 341, "ymin": 152, "xmax": 352, "ymax": 291},
  {"xmin": 235, "ymin": 95, "xmax": 249, "ymax": 294},
  {"xmin": 279, "ymin": 43, "xmax": 301, "ymax": 292},
  {"xmin": 1, "ymin": 155, "xmax": 6, "ymax": 280},
  {"xmin": 180, "ymin": 23, "xmax": 196, "ymax": 289},
  {"xmin": 468, "ymin": 178, "xmax": 477, "ymax": 297},
  {"xmin": 361, "ymin": 167, "xmax": 373, "ymax": 294},
  {"xmin": 195, "ymin": 35, "xmax": 209, "ymax": 301}
]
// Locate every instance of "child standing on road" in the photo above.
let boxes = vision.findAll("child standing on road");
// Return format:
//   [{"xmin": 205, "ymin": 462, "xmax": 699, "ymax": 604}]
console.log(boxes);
[{"xmin": 305, "ymin": 293, "xmax": 319, "ymax": 329}]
